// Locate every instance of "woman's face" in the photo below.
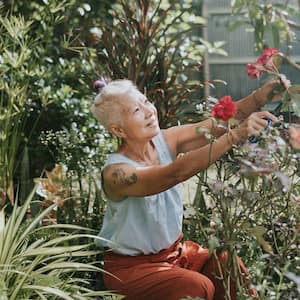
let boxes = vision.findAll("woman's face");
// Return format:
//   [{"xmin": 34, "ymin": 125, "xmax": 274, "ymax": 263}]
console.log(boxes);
[{"xmin": 116, "ymin": 90, "xmax": 160, "ymax": 141}]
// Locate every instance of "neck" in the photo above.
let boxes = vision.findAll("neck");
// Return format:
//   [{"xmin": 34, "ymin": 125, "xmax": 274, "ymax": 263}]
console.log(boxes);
[{"xmin": 119, "ymin": 139, "xmax": 158, "ymax": 165}]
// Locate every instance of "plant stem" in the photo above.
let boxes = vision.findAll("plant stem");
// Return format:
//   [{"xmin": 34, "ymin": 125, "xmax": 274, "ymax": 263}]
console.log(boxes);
[{"xmin": 281, "ymin": 54, "xmax": 300, "ymax": 72}]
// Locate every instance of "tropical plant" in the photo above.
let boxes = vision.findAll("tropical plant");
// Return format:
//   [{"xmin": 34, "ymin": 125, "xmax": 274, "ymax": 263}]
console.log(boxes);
[
  {"xmin": 0, "ymin": 186, "xmax": 121, "ymax": 299},
  {"xmin": 0, "ymin": 1, "xmax": 113, "ymax": 228},
  {"xmin": 92, "ymin": 0, "xmax": 228, "ymax": 126},
  {"xmin": 0, "ymin": 15, "xmax": 34, "ymax": 208},
  {"xmin": 230, "ymin": 0, "xmax": 300, "ymax": 52},
  {"xmin": 33, "ymin": 162, "xmax": 107, "ymax": 230}
]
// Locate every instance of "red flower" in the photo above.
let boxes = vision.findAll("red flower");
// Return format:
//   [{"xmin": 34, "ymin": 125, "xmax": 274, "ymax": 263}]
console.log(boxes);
[
  {"xmin": 246, "ymin": 48, "xmax": 279, "ymax": 79},
  {"xmin": 211, "ymin": 95, "xmax": 237, "ymax": 121},
  {"xmin": 257, "ymin": 48, "xmax": 278, "ymax": 66},
  {"xmin": 246, "ymin": 63, "xmax": 266, "ymax": 79}
]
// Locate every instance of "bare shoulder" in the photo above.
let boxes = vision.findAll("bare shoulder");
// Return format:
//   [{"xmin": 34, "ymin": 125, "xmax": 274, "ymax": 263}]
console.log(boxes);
[
  {"xmin": 102, "ymin": 163, "xmax": 138, "ymax": 201},
  {"xmin": 161, "ymin": 128, "xmax": 178, "ymax": 158}
]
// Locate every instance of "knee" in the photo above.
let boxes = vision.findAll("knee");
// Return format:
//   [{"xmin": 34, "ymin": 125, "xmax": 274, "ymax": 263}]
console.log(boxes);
[{"xmin": 180, "ymin": 271, "xmax": 215, "ymax": 300}]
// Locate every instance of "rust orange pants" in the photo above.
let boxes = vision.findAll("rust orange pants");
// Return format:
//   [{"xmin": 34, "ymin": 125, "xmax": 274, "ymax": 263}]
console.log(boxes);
[{"xmin": 103, "ymin": 236, "xmax": 253, "ymax": 300}]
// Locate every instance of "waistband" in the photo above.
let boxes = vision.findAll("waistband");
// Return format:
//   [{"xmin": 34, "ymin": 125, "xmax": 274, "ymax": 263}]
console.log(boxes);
[{"xmin": 104, "ymin": 233, "xmax": 184, "ymax": 268}]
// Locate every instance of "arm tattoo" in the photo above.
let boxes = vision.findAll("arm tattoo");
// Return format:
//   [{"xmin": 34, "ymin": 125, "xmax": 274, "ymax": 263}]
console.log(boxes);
[{"xmin": 111, "ymin": 168, "xmax": 137, "ymax": 186}]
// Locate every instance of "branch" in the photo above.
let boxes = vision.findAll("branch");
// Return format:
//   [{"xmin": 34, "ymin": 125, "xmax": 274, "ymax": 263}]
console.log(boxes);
[
  {"xmin": 287, "ymin": 20, "xmax": 300, "ymax": 30},
  {"xmin": 280, "ymin": 54, "xmax": 300, "ymax": 72}
]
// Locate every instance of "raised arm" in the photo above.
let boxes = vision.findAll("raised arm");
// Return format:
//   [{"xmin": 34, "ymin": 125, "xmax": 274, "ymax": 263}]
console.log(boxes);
[
  {"xmin": 103, "ymin": 132, "xmax": 234, "ymax": 201},
  {"xmin": 234, "ymin": 79, "xmax": 282, "ymax": 120},
  {"xmin": 103, "ymin": 111, "xmax": 278, "ymax": 201},
  {"xmin": 164, "ymin": 79, "xmax": 282, "ymax": 155}
]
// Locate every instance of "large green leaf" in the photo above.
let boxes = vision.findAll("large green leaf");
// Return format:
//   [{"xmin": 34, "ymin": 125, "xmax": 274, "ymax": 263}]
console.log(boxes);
[
  {"xmin": 22, "ymin": 285, "xmax": 73, "ymax": 300},
  {"xmin": 0, "ymin": 185, "xmax": 109, "ymax": 299},
  {"xmin": 20, "ymin": 244, "xmax": 92, "ymax": 257},
  {"xmin": 0, "ymin": 278, "xmax": 8, "ymax": 300}
]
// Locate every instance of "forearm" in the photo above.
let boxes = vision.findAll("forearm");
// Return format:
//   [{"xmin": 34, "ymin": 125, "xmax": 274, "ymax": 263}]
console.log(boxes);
[
  {"xmin": 171, "ymin": 129, "xmax": 240, "ymax": 182},
  {"xmin": 235, "ymin": 90, "xmax": 266, "ymax": 120},
  {"xmin": 167, "ymin": 119, "xmax": 227, "ymax": 154},
  {"xmin": 106, "ymin": 133, "xmax": 237, "ymax": 199}
]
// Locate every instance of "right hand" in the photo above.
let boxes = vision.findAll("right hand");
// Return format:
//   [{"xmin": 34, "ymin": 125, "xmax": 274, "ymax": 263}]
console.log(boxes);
[{"xmin": 233, "ymin": 111, "xmax": 278, "ymax": 142}]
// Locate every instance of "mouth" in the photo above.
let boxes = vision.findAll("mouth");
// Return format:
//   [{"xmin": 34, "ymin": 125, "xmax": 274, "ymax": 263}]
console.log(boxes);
[{"xmin": 147, "ymin": 118, "xmax": 157, "ymax": 127}]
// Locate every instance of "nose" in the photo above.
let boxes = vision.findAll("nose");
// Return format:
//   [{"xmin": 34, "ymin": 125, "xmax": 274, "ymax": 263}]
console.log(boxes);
[{"xmin": 144, "ymin": 103, "xmax": 155, "ymax": 118}]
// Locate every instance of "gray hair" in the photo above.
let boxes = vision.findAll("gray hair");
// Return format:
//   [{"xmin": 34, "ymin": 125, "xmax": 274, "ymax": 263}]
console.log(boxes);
[{"xmin": 91, "ymin": 79, "xmax": 140, "ymax": 129}]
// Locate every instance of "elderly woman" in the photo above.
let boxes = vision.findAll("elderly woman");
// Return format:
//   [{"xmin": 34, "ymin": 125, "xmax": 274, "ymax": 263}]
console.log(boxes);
[{"xmin": 91, "ymin": 79, "xmax": 279, "ymax": 300}]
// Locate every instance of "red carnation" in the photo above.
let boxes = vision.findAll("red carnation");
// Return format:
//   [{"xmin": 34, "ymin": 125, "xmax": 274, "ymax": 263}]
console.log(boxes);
[{"xmin": 211, "ymin": 95, "xmax": 237, "ymax": 121}]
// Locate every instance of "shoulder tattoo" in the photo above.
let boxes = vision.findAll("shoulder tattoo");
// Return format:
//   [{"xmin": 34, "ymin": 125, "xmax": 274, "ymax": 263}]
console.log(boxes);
[{"xmin": 111, "ymin": 168, "xmax": 137, "ymax": 186}]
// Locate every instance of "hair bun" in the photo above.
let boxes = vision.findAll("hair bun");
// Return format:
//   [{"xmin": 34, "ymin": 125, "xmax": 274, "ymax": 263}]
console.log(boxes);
[{"xmin": 93, "ymin": 79, "xmax": 108, "ymax": 93}]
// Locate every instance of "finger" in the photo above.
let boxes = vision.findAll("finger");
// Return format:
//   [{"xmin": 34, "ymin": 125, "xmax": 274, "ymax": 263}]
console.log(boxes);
[
  {"xmin": 247, "ymin": 118, "xmax": 266, "ymax": 131},
  {"xmin": 252, "ymin": 130, "xmax": 261, "ymax": 137},
  {"xmin": 248, "ymin": 113, "xmax": 269, "ymax": 128},
  {"xmin": 261, "ymin": 79, "xmax": 280, "ymax": 90},
  {"xmin": 247, "ymin": 128, "xmax": 261, "ymax": 137},
  {"xmin": 257, "ymin": 111, "xmax": 278, "ymax": 123},
  {"xmin": 252, "ymin": 123, "xmax": 266, "ymax": 131}
]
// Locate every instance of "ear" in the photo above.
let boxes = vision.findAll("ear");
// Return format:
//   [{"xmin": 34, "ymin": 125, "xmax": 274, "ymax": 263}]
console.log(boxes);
[{"xmin": 108, "ymin": 124, "xmax": 126, "ymax": 139}]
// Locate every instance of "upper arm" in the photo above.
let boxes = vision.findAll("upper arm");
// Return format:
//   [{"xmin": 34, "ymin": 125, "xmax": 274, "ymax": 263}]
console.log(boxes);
[
  {"xmin": 102, "ymin": 163, "xmax": 181, "ymax": 201},
  {"xmin": 163, "ymin": 118, "xmax": 225, "ymax": 155}
]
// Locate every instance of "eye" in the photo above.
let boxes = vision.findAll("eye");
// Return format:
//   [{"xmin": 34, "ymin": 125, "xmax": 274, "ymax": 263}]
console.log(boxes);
[{"xmin": 144, "ymin": 98, "xmax": 152, "ymax": 105}]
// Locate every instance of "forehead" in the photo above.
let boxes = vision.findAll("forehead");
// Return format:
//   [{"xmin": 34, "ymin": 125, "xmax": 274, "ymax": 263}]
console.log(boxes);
[{"xmin": 117, "ymin": 90, "xmax": 146, "ymax": 111}]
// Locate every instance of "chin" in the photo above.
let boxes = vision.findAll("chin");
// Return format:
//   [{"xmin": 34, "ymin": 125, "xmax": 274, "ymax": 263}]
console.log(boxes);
[{"xmin": 148, "ymin": 126, "xmax": 160, "ymax": 138}]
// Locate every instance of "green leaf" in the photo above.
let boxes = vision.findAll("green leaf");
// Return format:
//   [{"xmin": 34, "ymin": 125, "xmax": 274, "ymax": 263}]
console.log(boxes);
[
  {"xmin": 22, "ymin": 285, "xmax": 73, "ymax": 300},
  {"xmin": 0, "ymin": 278, "xmax": 8, "ymax": 300},
  {"xmin": 37, "ymin": 262, "xmax": 103, "ymax": 274},
  {"xmin": 0, "ymin": 209, "xmax": 5, "ymax": 249},
  {"xmin": 21, "ymin": 244, "xmax": 92, "ymax": 257},
  {"xmin": 208, "ymin": 236, "xmax": 220, "ymax": 254},
  {"xmin": 228, "ymin": 20, "xmax": 247, "ymax": 32},
  {"xmin": 250, "ymin": 226, "xmax": 273, "ymax": 254},
  {"xmin": 271, "ymin": 24, "xmax": 280, "ymax": 49},
  {"xmin": 33, "ymin": 224, "xmax": 96, "ymax": 233}
]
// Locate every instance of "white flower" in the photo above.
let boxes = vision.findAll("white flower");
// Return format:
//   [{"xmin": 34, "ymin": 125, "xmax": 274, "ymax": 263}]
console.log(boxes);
[
  {"xmin": 279, "ymin": 73, "xmax": 291, "ymax": 89},
  {"xmin": 196, "ymin": 103, "xmax": 204, "ymax": 111}
]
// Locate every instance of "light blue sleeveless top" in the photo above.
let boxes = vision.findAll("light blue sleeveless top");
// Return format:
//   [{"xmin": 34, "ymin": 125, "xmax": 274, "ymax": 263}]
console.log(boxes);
[{"xmin": 96, "ymin": 131, "xmax": 183, "ymax": 256}]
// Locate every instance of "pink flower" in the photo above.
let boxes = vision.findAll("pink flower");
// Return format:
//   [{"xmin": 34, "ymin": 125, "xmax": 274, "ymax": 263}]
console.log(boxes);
[
  {"xmin": 257, "ymin": 48, "xmax": 278, "ymax": 66},
  {"xmin": 246, "ymin": 63, "xmax": 267, "ymax": 79},
  {"xmin": 289, "ymin": 126, "xmax": 300, "ymax": 149},
  {"xmin": 246, "ymin": 48, "xmax": 279, "ymax": 79},
  {"xmin": 211, "ymin": 96, "xmax": 237, "ymax": 121}
]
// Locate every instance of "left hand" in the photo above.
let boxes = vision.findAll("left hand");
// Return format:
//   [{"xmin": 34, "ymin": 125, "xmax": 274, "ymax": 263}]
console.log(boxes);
[{"xmin": 254, "ymin": 79, "xmax": 284, "ymax": 105}]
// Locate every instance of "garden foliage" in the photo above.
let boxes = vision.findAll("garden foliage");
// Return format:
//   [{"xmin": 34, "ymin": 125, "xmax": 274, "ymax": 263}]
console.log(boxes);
[{"xmin": 0, "ymin": 0, "xmax": 299, "ymax": 299}]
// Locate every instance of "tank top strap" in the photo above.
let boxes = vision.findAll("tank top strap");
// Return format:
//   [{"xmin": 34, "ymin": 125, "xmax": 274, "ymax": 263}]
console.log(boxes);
[
  {"xmin": 103, "ymin": 130, "xmax": 173, "ymax": 168},
  {"xmin": 152, "ymin": 130, "xmax": 174, "ymax": 164}
]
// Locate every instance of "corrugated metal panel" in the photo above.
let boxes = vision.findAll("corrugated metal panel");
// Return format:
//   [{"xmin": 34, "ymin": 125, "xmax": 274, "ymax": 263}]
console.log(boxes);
[
  {"xmin": 206, "ymin": 0, "xmax": 231, "ymax": 12},
  {"xmin": 204, "ymin": 0, "xmax": 300, "ymax": 99},
  {"xmin": 209, "ymin": 64, "xmax": 259, "ymax": 100},
  {"xmin": 207, "ymin": 14, "xmax": 255, "ymax": 58}
]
